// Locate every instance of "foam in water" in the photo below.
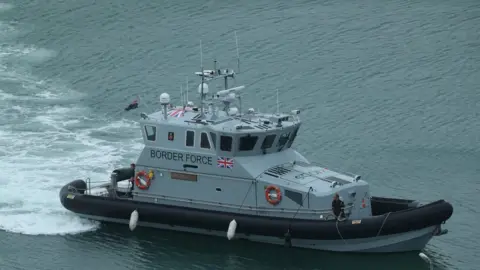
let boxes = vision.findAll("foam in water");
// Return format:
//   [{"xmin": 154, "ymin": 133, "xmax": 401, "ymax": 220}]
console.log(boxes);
[
  {"xmin": 0, "ymin": 22, "xmax": 143, "ymax": 235},
  {"xmin": 0, "ymin": 3, "xmax": 13, "ymax": 12}
]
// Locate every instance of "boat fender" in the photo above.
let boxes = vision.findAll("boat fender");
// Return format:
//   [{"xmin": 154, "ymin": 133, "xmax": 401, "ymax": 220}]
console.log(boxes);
[
  {"xmin": 419, "ymin": 253, "xmax": 433, "ymax": 270},
  {"xmin": 284, "ymin": 228, "xmax": 292, "ymax": 248},
  {"xmin": 227, "ymin": 219, "xmax": 237, "ymax": 240},
  {"xmin": 129, "ymin": 209, "xmax": 139, "ymax": 231}
]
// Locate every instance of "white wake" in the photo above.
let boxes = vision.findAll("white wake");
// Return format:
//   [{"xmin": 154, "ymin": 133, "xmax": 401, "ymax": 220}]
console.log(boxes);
[{"xmin": 0, "ymin": 19, "xmax": 143, "ymax": 235}]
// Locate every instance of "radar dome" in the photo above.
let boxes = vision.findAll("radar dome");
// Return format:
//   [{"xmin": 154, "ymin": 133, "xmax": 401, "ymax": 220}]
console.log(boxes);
[
  {"xmin": 228, "ymin": 107, "xmax": 239, "ymax": 115},
  {"xmin": 198, "ymin": 83, "xmax": 209, "ymax": 94},
  {"xmin": 159, "ymin": 93, "xmax": 170, "ymax": 105},
  {"xmin": 226, "ymin": 92, "xmax": 236, "ymax": 102}
]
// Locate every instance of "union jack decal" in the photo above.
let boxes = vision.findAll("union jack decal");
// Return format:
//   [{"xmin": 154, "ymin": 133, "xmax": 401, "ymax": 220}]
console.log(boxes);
[
  {"xmin": 168, "ymin": 108, "xmax": 185, "ymax": 117},
  {"xmin": 217, "ymin": 157, "xmax": 234, "ymax": 169},
  {"xmin": 168, "ymin": 106, "xmax": 193, "ymax": 118}
]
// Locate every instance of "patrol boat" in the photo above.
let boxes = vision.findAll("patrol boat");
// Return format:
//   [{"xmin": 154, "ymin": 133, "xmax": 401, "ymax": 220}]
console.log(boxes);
[{"xmin": 60, "ymin": 42, "xmax": 453, "ymax": 253}]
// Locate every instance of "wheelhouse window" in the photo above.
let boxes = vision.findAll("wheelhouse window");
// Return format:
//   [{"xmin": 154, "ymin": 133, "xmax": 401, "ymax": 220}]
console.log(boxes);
[
  {"xmin": 145, "ymin": 125, "xmax": 156, "ymax": 141},
  {"xmin": 261, "ymin": 134, "xmax": 276, "ymax": 149},
  {"xmin": 210, "ymin": 132, "xmax": 217, "ymax": 149},
  {"xmin": 186, "ymin": 130, "xmax": 195, "ymax": 147},
  {"xmin": 200, "ymin": 132, "xmax": 210, "ymax": 149},
  {"xmin": 286, "ymin": 127, "xmax": 299, "ymax": 148},
  {"xmin": 220, "ymin": 135, "xmax": 233, "ymax": 152},
  {"xmin": 277, "ymin": 132, "xmax": 290, "ymax": 148},
  {"xmin": 239, "ymin": 135, "xmax": 258, "ymax": 151}
]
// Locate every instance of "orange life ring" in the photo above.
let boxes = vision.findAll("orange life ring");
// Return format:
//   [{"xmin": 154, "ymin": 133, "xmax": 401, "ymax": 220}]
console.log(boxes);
[
  {"xmin": 265, "ymin": 185, "xmax": 282, "ymax": 205},
  {"xmin": 135, "ymin": 170, "xmax": 151, "ymax": 190}
]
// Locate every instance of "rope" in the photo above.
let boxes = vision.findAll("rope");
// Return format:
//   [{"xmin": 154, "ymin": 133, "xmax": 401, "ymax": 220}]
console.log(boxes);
[
  {"xmin": 376, "ymin": 212, "xmax": 391, "ymax": 237},
  {"xmin": 336, "ymin": 219, "xmax": 347, "ymax": 244},
  {"xmin": 283, "ymin": 187, "xmax": 312, "ymax": 247},
  {"xmin": 236, "ymin": 180, "xmax": 255, "ymax": 214},
  {"xmin": 289, "ymin": 187, "xmax": 313, "ymax": 224}
]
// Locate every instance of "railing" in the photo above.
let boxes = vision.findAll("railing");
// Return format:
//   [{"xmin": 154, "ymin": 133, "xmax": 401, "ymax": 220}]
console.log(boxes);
[
  {"xmin": 72, "ymin": 178, "xmax": 353, "ymax": 219},
  {"xmin": 85, "ymin": 178, "xmax": 111, "ymax": 195},
  {"xmin": 294, "ymin": 161, "xmax": 358, "ymax": 178},
  {"xmin": 314, "ymin": 162, "xmax": 362, "ymax": 181},
  {"xmin": 134, "ymin": 192, "xmax": 353, "ymax": 218},
  {"xmin": 66, "ymin": 178, "xmax": 110, "ymax": 195}
]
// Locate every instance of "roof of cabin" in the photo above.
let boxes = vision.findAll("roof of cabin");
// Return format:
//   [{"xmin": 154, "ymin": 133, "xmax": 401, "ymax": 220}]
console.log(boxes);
[
  {"xmin": 142, "ymin": 67, "xmax": 301, "ymax": 134},
  {"xmin": 146, "ymin": 105, "xmax": 300, "ymax": 133}
]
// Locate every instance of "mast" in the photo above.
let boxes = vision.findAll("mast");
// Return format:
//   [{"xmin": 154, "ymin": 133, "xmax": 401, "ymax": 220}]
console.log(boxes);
[
  {"xmin": 276, "ymin": 89, "xmax": 279, "ymax": 115},
  {"xmin": 186, "ymin": 76, "xmax": 189, "ymax": 105},
  {"xmin": 200, "ymin": 40, "xmax": 205, "ymax": 117},
  {"xmin": 235, "ymin": 31, "xmax": 240, "ymax": 73},
  {"xmin": 194, "ymin": 32, "xmax": 242, "ymax": 116}
]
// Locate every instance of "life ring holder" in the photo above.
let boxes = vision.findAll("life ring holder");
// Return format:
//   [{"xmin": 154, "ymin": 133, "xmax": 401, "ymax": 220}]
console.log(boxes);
[
  {"xmin": 135, "ymin": 170, "xmax": 153, "ymax": 190},
  {"xmin": 265, "ymin": 185, "xmax": 282, "ymax": 205}
]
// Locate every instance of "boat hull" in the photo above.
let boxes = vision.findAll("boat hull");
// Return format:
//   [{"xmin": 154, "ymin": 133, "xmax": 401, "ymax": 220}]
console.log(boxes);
[
  {"xmin": 76, "ymin": 213, "xmax": 438, "ymax": 253},
  {"xmin": 60, "ymin": 180, "xmax": 453, "ymax": 253}
]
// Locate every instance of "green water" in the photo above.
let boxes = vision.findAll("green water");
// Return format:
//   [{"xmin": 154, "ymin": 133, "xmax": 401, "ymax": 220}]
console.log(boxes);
[{"xmin": 0, "ymin": 1, "xmax": 479, "ymax": 269}]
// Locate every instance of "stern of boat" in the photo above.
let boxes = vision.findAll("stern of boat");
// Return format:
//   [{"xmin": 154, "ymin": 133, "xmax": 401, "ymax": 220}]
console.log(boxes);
[{"xmin": 59, "ymin": 179, "xmax": 87, "ymax": 210}]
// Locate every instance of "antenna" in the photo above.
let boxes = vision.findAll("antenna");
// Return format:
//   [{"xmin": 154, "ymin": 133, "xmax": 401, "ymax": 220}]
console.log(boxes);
[
  {"xmin": 200, "ymin": 40, "xmax": 203, "ymax": 69},
  {"xmin": 234, "ymin": 31, "xmax": 240, "ymax": 73},
  {"xmin": 185, "ymin": 76, "xmax": 189, "ymax": 104},
  {"xmin": 159, "ymin": 93, "xmax": 171, "ymax": 120},
  {"xmin": 180, "ymin": 84, "xmax": 184, "ymax": 106},
  {"xmin": 200, "ymin": 39, "xmax": 205, "ymax": 117},
  {"xmin": 276, "ymin": 89, "xmax": 279, "ymax": 115}
]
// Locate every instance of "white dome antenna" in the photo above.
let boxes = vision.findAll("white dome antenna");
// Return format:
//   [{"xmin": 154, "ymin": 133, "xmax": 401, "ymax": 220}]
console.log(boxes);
[
  {"xmin": 159, "ymin": 93, "xmax": 170, "ymax": 120},
  {"xmin": 160, "ymin": 93, "xmax": 170, "ymax": 105},
  {"xmin": 226, "ymin": 92, "xmax": 236, "ymax": 102},
  {"xmin": 228, "ymin": 107, "xmax": 239, "ymax": 116}
]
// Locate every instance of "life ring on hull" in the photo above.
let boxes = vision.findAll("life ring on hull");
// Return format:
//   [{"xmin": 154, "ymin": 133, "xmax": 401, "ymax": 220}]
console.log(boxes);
[
  {"xmin": 265, "ymin": 185, "xmax": 282, "ymax": 205},
  {"xmin": 135, "ymin": 170, "xmax": 153, "ymax": 190}
]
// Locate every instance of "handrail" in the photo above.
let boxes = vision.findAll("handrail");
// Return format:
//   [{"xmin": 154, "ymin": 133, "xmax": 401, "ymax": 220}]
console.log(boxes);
[
  {"xmin": 71, "ymin": 178, "xmax": 354, "ymax": 217},
  {"xmin": 68, "ymin": 179, "xmax": 109, "ymax": 195},
  {"xmin": 85, "ymin": 178, "xmax": 109, "ymax": 195},
  {"xmin": 135, "ymin": 193, "xmax": 353, "ymax": 215},
  {"xmin": 298, "ymin": 161, "xmax": 358, "ymax": 178}
]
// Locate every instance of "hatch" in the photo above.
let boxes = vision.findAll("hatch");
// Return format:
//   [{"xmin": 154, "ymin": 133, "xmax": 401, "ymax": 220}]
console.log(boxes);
[{"xmin": 264, "ymin": 165, "xmax": 292, "ymax": 177}]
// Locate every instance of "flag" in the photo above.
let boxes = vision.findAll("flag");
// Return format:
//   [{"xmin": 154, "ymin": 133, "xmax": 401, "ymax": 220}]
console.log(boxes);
[
  {"xmin": 168, "ymin": 108, "xmax": 185, "ymax": 117},
  {"xmin": 217, "ymin": 157, "xmax": 234, "ymax": 169},
  {"xmin": 168, "ymin": 106, "xmax": 193, "ymax": 117},
  {"xmin": 125, "ymin": 99, "xmax": 138, "ymax": 111}
]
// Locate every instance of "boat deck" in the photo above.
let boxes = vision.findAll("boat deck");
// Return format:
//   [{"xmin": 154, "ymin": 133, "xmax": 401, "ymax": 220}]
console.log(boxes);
[{"xmin": 259, "ymin": 161, "xmax": 362, "ymax": 193}]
